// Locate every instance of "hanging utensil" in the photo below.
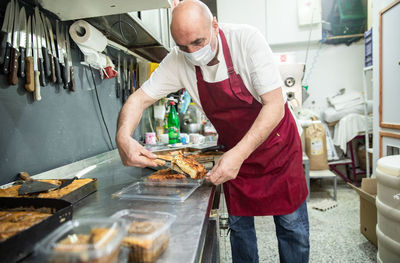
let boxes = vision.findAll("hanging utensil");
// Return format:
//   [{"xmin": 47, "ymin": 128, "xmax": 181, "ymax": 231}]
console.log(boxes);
[
  {"xmin": 34, "ymin": 7, "xmax": 45, "ymax": 87},
  {"xmin": 65, "ymin": 23, "xmax": 75, "ymax": 91},
  {"xmin": 24, "ymin": 15, "xmax": 34, "ymax": 92},
  {"xmin": 32, "ymin": 14, "xmax": 41, "ymax": 100},
  {"xmin": 46, "ymin": 16, "xmax": 60, "ymax": 83},
  {"xmin": 116, "ymin": 52, "xmax": 121, "ymax": 98},
  {"xmin": 18, "ymin": 6, "xmax": 26, "ymax": 78},
  {"xmin": 1, "ymin": 0, "xmax": 14, "ymax": 74},
  {"xmin": 8, "ymin": 0, "xmax": 20, "ymax": 85},
  {"xmin": 0, "ymin": 0, "xmax": 12, "ymax": 65}
]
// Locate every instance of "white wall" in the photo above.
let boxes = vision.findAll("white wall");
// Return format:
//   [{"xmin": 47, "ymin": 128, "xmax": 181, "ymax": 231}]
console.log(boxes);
[
  {"xmin": 216, "ymin": 0, "xmax": 365, "ymax": 117},
  {"xmin": 217, "ymin": 0, "xmax": 266, "ymax": 37}
]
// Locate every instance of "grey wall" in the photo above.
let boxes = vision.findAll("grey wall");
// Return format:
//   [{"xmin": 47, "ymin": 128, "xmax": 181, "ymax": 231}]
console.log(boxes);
[{"xmin": 0, "ymin": 36, "xmax": 140, "ymax": 184}]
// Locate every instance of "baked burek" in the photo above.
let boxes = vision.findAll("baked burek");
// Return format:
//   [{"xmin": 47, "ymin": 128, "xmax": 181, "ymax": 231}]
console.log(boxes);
[{"xmin": 172, "ymin": 154, "xmax": 207, "ymax": 179}]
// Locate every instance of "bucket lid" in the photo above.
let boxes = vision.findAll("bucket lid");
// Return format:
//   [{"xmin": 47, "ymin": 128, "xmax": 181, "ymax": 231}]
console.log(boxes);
[{"xmin": 377, "ymin": 155, "xmax": 400, "ymax": 177}]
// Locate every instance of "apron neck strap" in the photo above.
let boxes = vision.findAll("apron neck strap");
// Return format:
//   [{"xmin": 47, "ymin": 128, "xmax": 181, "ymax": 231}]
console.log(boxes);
[{"xmin": 218, "ymin": 29, "xmax": 235, "ymax": 75}]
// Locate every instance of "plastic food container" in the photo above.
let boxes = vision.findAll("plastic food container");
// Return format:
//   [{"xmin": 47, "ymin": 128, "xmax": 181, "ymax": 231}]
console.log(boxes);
[
  {"xmin": 112, "ymin": 181, "xmax": 201, "ymax": 202},
  {"xmin": 112, "ymin": 209, "xmax": 176, "ymax": 263},
  {"xmin": 35, "ymin": 218, "xmax": 128, "ymax": 263}
]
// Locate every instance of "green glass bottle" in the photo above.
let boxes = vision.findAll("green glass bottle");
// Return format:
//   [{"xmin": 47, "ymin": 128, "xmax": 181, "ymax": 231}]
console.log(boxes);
[{"xmin": 168, "ymin": 101, "xmax": 180, "ymax": 144}]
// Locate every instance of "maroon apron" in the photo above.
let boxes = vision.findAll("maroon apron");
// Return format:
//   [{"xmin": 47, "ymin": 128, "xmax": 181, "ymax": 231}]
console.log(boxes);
[{"xmin": 196, "ymin": 30, "xmax": 308, "ymax": 216}]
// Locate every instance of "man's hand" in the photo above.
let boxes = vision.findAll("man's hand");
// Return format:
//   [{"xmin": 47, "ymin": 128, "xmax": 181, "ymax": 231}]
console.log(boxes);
[
  {"xmin": 116, "ymin": 135, "xmax": 158, "ymax": 168},
  {"xmin": 205, "ymin": 149, "xmax": 245, "ymax": 185}
]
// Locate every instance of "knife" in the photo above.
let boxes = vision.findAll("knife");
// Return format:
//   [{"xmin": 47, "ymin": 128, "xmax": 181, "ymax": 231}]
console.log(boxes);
[
  {"xmin": 32, "ymin": 15, "xmax": 41, "ymax": 100},
  {"xmin": 24, "ymin": 15, "xmax": 34, "ymax": 92},
  {"xmin": 65, "ymin": 25, "xmax": 75, "ymax": 91},
  {"xmin": 8, "ymin": 0, "xmax": 20, "ymax": 85},
  {"xmin": 127, "ymin": 57, "xmax": 131, "ymax": 96},
  {"xmin": 61, "ymin": 24, "xmax": 69, "ymax": 89},
  {"xmin": 39, "ymin": 12, "xmax": 50, "ymax": 78},
  {"xmin": 122, "ymin": 57, "xmax": 128, "ymax": 103},
  {"xmin": 46, "ymin": 17, "xmax": 60, "ymax": 83},
  {"xmin": 116, "ymin": 53, "xmax": 120, "ymax": 98},
  {"xmin": 41, "ymin": 13, "xmax": 54, "ymax": 81},
  {"xmin": 129, "ymin": 58, "xmax": 134, "ymax": 94},
  {"xmin": 18, "ymin": 6, "xmax": 26, "ymax": 78},
  {"xmin": 34, "ymin": 8, "xmax": 45, "ymax": 87},
  {"xmin": 2, "ymin": 0, "xmax": 14, "ymax": 74},
  {"xmin": 56, "ymin": 21, "xmax": 67, "ymax": 88},
  {"xmin": 0, "ymin": 1, "xmax": 12, "ymax": 66}
]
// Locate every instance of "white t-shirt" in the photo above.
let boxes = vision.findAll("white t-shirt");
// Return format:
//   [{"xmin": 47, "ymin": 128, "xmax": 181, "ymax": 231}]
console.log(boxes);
[{"xmin": 141, "ymin": 23, "xmax": 285, "ymax": 110}]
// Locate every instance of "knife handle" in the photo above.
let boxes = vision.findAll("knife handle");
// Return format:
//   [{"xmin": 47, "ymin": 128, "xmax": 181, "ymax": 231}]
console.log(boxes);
[
  {"xmin": 54, "ymin": 56, "xmax": 62, "ymax": 84},
  {"xmin": 39, "ymin": 57, "xmax": 46, "ymax": 86},
  {"xmin": 116, "ymin": 82, "xmax": 120, "ymax": 98},
  {"xmin": 19, "ymin": 47, "xmax": 26, "ymax": 78},
  {"xmin": 69, "ymin": 66, "xmax": 76, "ymax": 91},
  {"xmin": 0, "ymin": 32, "xmax": 7, "ymax": 65},
  {"xmin": 2, "ymin": 42, "xmax": 11, "ymax": 74},
  {"xmin": 24, "ymin": 56, "xmax": 34, "ymax": 92},
  {"xmin": 19, "ymin": 172, "xmax": 33, "ymax": 182},
  {"xmin": 34, "ymin": 70, "xmax": 41, "ymax": 101},
  {"xmin": 9, "ymin": 47, "xmax": 20, "ymax": 85},
  {"xmin": 63, "ymin": 56, "xmax": 69, "ymax": 89},
  {"xmin": 42, "ymin": 47, "xmax": 51, "ymax": 77},
  {"xmin": 49, "ymin": 54, "xmax": 56, "ymax": 83}
]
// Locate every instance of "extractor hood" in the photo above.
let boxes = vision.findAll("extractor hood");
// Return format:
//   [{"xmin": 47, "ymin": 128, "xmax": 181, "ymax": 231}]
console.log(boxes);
[
  {"xmin": 38, "ymin": 0, "xmax": 172, "ymax": 63},
  {"xmin": 86, "ymin": 13, "xmax": 170, "ymax": 63},
  {"xmin": 39, "ymin": 0, "xmax": 171, "ymax": 21}
]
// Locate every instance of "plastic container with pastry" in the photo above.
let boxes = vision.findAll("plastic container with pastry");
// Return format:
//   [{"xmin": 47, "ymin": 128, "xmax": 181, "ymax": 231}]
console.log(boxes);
[
  {"xmin": 35, "ymin": 218, "xmax": 128, "ymax": 263},
  {"xmin": 111, "ymin": 209, "xmax": 176, "ymax": 263}
]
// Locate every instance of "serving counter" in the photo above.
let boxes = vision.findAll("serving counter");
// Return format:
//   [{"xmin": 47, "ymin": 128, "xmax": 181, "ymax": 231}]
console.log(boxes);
[{"xmin": 20, "ymin": 149, "xmax": 219, "ymax": 263}]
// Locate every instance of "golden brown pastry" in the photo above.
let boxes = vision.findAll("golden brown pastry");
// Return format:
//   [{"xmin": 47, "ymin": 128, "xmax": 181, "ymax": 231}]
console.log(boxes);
[
  {"xmin": 172, "ymin": 154, "xmax": 207, "ymax": 179},
  {"xmin": 0, "ymin": 211, "xmax": 51, "ymax": 241},
  {"xmin": 147, "ymin": 168, "xmax": 187, "ymax": 182},
  {"xmin": 0, "ymin": 179, "xmax": 93, "ymax": 199}
]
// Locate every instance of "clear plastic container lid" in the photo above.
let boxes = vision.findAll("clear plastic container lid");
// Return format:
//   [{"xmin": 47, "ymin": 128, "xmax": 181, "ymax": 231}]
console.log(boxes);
[
  {"xmin": 111, "ymin": 209, "xmax": 176, "ymax": 241},
  {"xmin": 35, "ymin": 218, "xmax": 127, "ymax": 262},
  {"xmin": 112, "ymin": 181, "xmax": 200, "ymax": 202}
]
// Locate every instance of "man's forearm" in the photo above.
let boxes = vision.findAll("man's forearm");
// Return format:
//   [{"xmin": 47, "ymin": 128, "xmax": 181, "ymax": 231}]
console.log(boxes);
[{"xmin": 233, "ymin": 89, "xmax": 285, "ymax": 161}]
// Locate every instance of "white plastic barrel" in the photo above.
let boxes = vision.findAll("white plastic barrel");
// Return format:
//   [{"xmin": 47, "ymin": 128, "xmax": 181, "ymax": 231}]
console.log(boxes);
[{"xmin": 376, "ymin": 155, "xmax": 400, "ymax": 263}]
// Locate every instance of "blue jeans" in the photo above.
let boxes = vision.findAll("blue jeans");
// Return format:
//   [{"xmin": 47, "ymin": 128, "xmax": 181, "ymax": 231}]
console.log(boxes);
[{"xmin": 228, "ymin": 201, "xmax": 309, "ymax": 263}]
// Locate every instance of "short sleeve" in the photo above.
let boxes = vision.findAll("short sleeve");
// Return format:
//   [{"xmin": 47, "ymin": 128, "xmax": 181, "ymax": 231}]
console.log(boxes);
[
  {"xmin": 141, "ymin": 49, "xmax": 182, "ymax": 100},
  {"xmin": 244, "ymin": 29, "xmax": 283, "ymax": 96}
]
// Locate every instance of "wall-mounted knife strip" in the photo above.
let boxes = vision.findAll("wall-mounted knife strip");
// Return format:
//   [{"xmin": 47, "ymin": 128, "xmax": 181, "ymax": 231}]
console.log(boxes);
[{"xmin": 0, "ymin": 1, "xmax": 75, "ymax": 97}]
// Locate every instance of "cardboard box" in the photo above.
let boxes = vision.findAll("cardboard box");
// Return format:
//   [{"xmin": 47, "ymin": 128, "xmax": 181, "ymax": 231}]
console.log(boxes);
[{"xmin": 348, "ymin": 178, "xmax": 377, "ymax": 247}]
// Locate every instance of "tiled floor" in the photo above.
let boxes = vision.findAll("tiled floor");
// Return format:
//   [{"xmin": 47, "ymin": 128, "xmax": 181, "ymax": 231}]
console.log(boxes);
[{"xmin": 219, "ymin": 178, "xmax": 377, "ymax": 263}]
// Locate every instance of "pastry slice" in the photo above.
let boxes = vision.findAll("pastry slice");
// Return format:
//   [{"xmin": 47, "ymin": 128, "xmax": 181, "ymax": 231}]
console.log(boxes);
[{"xmin": 172, "ymin": 154, "xmax": 207, "ymax": 179}]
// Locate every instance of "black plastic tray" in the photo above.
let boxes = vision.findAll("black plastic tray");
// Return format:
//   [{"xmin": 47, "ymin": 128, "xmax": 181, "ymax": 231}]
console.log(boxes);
[{"xmin": 0, "ymin": 198, "xmax": 73, "ymax": 262}]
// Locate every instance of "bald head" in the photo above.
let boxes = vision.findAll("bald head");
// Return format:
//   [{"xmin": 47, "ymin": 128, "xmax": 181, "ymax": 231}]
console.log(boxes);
[{"xmin": 170, "ymin": 0, "xmax": 218, "ymax": 54}]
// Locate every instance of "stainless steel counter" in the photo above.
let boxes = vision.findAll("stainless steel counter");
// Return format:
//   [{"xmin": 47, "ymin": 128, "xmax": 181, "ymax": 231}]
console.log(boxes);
[{"xmin": 23, "ymin": 150, "xmax": 216, "ymax": 263}]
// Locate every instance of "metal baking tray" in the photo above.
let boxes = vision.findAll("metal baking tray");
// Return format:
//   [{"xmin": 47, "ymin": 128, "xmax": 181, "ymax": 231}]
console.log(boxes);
[
  {"xmin": 112, "ymin": 181, "xmax": 201, "ymax": 202},
  {"xmin": 0, "ymin": 198, "xmax": 73, "ymax": 262},
  {"xmin": 0, "ymin": 178, "xmax": 98, "ymax": 204}
]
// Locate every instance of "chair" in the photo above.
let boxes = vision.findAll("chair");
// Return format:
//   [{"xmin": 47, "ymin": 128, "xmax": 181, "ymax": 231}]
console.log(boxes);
[{"xmin": 309, "ymin": 170, "xmax": 337, "ymax": 201}]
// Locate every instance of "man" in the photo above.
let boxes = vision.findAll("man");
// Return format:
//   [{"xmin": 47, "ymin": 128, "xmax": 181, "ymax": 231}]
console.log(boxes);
[{"xmin": 116, "ymin": 0, "xmax": 309, "ymax": 262}]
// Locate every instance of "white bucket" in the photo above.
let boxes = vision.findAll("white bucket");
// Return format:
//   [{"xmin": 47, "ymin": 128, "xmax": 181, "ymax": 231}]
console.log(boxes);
[{"xmin": 376, "ymin": 155, "xmax": 400, "ymax": 263}]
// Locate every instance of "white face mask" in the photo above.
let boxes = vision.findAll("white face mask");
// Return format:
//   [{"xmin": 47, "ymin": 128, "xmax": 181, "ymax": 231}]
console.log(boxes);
[{"xmin": 181, "ymin": 28, "xmax": 217, "ymax": 66}]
